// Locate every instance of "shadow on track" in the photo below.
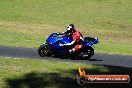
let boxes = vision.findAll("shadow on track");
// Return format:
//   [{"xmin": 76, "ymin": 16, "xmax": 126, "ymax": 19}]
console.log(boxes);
[
  {"xmin": 88, "ymin": 59, "xmax": 103, "ymax": 61},
  {"xmin": 6, "ymin": 65, "xmax": 132, "ymax": 88}
]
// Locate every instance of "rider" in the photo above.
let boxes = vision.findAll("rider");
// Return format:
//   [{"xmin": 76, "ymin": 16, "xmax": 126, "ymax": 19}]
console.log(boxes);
[{"xmin": 59, "ymin": 24, "xmax": 84, "ymax": 53}]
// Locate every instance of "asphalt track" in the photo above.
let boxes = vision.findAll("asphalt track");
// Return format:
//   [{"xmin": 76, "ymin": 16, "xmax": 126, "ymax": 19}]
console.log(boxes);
[{"xmin": 0, "ymin": 45, "xmax": 132, "ymax": 68}]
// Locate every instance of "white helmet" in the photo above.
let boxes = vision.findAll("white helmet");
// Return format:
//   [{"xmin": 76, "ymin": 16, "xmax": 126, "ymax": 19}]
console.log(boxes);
[{"xmin": 66, "ymin": 24, "xmax": 75, "ymax": 31}]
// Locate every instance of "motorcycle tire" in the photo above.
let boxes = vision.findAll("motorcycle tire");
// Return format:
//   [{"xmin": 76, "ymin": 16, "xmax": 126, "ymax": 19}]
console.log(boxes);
[
  {"xmin": 85, "ymin": 46, "xmax": 94, "ymax": 59},
  {"xmin": 38, "ymin": 44, "xmax": 52, "ymax": 57},
  {"xmin": 79, "ymin": 46, "xmax": 94, "ymax": 60}
]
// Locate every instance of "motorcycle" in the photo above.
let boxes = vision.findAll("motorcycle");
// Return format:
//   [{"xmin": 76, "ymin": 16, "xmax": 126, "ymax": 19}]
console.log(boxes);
[{"xmin": 38, "ymin": 32, "xmax": 99, "ymax": 59}]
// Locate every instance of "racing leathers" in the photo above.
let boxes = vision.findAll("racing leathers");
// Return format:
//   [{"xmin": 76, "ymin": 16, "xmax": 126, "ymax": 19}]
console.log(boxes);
[{"xmin": 60, "ymin": 29, "xmax": 84, "ymax": 53}]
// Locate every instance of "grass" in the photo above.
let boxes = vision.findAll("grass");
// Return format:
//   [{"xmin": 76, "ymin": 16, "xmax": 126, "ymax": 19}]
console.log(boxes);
[
  {"xmin": 0, "ymin": 57, "xmax": 131, "ymax": 88},
  {"xmin": 0, "ymin": 56, "xmax": 108, "ymax": 88},
  {"xmin": 0, "ymin": 1, "xmax": 132, "ymax": 87},
  {"xmin": 0, "ymin": 0, "xmax": 132, "ymax": 54}
]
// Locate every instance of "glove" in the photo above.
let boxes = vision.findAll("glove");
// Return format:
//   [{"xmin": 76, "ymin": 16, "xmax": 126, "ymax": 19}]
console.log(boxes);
[{"xmin": 59, "ymin": 44, "xmax": 64, "ymax": 46}]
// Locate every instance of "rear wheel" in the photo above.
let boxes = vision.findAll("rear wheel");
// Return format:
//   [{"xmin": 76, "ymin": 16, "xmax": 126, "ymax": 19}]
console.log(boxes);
[
  {"xmin": 38, "ymin": 44, "xmax": 52, "ymax": 57},
  {"xmin": 87, "ymin": 46, "xmax": 94, "ymax": 58},
  {"xmin": 79, "ymin": 46, "xmax": 94, "ymax": 59}
]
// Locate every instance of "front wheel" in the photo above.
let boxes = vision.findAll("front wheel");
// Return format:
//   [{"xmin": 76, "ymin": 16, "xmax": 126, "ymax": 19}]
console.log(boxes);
[{"xmin": 38, "ymin": 44, "xmax": 52, "ymax": 57}]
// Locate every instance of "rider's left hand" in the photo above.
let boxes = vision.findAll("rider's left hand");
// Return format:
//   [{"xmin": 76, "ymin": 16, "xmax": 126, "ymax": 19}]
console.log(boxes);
[{"xmin": 59, "ymin": 44, "xmax": 64, "ymax": 46}]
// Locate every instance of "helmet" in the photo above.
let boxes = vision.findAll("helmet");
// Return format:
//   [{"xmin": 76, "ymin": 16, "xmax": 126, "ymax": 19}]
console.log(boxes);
[{"xmin": 66, "ymin": 24, "xmax": 75, "ymax": 31}]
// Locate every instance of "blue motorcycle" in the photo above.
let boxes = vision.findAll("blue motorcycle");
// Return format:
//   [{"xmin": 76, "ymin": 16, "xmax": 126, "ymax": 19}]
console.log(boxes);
[{"xmin": 38, "ymin": 32, "xmax": 99, "ymax": 59}]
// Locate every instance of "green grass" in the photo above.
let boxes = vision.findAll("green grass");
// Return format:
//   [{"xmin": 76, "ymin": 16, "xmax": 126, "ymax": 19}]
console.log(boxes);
[
  {"xmin": 0, "ymin": 57, "xmax": 131, "ymax": 88},
  {"xmin": 0, "ymin": 0, "xmax": 132, "ymax": 54},
  {"xmin": 0, "ymin": 1, "xmax": 131, "ymax": 87},
  {"xmin": 0, "ymin": 57, "xmax": 103, "ymax": 88}
]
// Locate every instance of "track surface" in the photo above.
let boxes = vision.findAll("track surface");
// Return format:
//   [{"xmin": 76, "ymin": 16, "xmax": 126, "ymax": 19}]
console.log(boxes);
[{"xmin": 0, "ymin": 45, "xmax": 132, "ymax": 67}]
